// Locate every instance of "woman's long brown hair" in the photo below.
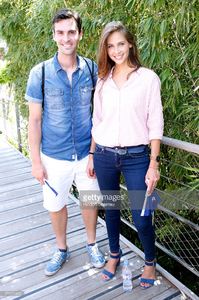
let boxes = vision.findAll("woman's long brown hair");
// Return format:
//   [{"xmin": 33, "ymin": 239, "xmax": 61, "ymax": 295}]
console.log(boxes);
[{"xmin": 98, "ymin": 21, "xmax": 141, "ymax": 79}]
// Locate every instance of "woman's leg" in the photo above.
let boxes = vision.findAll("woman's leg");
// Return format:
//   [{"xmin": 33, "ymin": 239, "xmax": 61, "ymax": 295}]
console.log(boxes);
[
  {"xmin": 121, "ymin": 152, "xmax": 156, "ymax": 286},
  {"xmin": 94, "ymin": 149, "xmax": 121, "ymax": 278}
]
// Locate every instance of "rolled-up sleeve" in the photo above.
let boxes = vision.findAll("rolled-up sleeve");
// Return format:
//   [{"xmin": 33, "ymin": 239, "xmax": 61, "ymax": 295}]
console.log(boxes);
[
  {"xmin": 92, "ymin": 79, "xmax": 103, "ymax": 130},
  {"xmin": 25, "ymin": 63, "xmax": 43, "ymax": 104},
  {"xmin": 147, "ymin": 74, "xmax": 164, "ymax": 141}
]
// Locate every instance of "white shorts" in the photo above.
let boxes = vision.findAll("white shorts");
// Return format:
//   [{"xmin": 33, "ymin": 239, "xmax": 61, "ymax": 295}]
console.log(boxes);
[{"xmin": 41, "ymin": 153, "xmax": 99, "ymax": 212}]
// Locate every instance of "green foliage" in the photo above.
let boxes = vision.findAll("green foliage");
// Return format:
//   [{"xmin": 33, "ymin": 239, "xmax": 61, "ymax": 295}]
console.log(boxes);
[
  {"xmin": 0, "ymin": 1, "xmax": 198, "ymax": 291},
  {"xmin": 0, "ymin": 0, "xmax": 198, "ymax": 139},
  {"xmin": 0, "ymin": 0, "xmax": 198, "ymax": 184},
  {"xmin": 0, "ymin": 65, "xmax": 10, "ymax": 83}
]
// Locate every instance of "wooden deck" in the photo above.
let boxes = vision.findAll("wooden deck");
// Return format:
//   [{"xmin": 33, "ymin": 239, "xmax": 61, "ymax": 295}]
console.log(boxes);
[{"xmin": 0, "ymin": 139, "xmax": 196, "ymax": 300}]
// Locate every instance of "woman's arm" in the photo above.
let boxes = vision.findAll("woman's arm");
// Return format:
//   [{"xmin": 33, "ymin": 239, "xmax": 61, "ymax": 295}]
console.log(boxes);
[
  {"xmin": 86, "ymin": 138, "xmax": 96, "ymax": 178},
  {"xmin": 145, "ymin": 139, "xmax": 161, "ymax": 195}
]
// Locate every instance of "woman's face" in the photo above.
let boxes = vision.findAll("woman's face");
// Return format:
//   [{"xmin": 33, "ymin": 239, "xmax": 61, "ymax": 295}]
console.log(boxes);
[{"xmin": 107, "ymin": 31, "xmax": 132, "ymax": 66}]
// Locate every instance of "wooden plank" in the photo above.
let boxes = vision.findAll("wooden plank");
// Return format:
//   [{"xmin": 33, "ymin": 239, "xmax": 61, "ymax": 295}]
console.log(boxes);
[
  {"xmin": 22, "ymin": 252, "xmax": 138, "ymax": 300},
  {"xmin": 112, "ymin": 278, "xmax": 174, "ymax": 300},
  {"xmin": 0, "ymin": 148, "xmax": 15, "ymax": 155},
  {"xmin": 0, "ymin": 152, "xmax": 23, "ymax": 160},
  {"xmin": 170, "ymin": 293, "xmax": 190, "ymax": 300},
  {"xmin": 151, "ymin": 287, "xmax": 182, "ymax": 299},
  {"xmin": 1, "ymin": 246, "xmax": 131, "ymax": 300},
  {"xmin": 0, "ymin": 215, "xmax": 84, "ymax": 254},
  {"xmin": 0, "ymin": 193, "xmax": 43, "ymax": 212},
  {"xmin": 0, "ymin": 161, "xmax": 31, "ymax": 173},
  {"xmin": 0, "ymin": 184, "xmax": 42, "ymax": 202},
  {"xmin": 0, "ymin": 141, "xmax": 195, "ymax": 300},
  {"xmin": 0, "ymin": 166, "xmax": 31, "ymax": 179},
  {"xmin": 0, "ymin": 156, "xmax": 30, "ymax": 167},
  {"xmin": 0, "ymin": 192, "xmax": 74, "ymax": 211},
  {"xmin": 0, "ymin": 227, "xmax": 108, "ymax": 276},
  {"xmin": 0, "ymin": 220, "xmax": 105, "ymax": 262},
  {"xmin": 0, "ymin": 211, "xmax": 83, "ymax": 240},
  {"xmin": 0, "ymin": 178, "xmax": 38, "ymax": 193},
  {"xmin": 0, "ymin": 172, "xmax": 34, "ymax": 185},
  {"xmin": 0, "ymin": 231, "xmax": 110, "ymax": 293},
  {"xmin": 0, "ymin": 202, "xmax": 77, "ymax": 224},
  {"xmin": 0, "ymin": 203, "xmax": 83, "ymax": 234}
]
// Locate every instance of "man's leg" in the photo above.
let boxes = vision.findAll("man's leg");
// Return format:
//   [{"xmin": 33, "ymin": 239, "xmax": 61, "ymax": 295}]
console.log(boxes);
[
  {"xmin": 75, "ymin": 155, "xmax": 105, "ymax": 268},
  {"xmin": 81, "ymin": 207, "xmax": 97, "ymax": 244},
  {"xmin": 75, "ymin": 156, "xmax": 99, "ymax": 243},
  {"xmin": 41, "ymin": 153, "xmax": 74, "ymax": 275},
  {"xmin": 79, "ymin": 193, "xmax": 98, "ymax": 246},
  {"xmin": 49, "ymin": 206, "xmax": 68, "ymax": 249}
]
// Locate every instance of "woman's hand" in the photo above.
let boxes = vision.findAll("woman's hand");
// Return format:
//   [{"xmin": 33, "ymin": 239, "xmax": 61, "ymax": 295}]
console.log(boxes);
[
  {"xmin": 145, "ymin": 167, "xmax": 160, "ymax": 195},
  {"xmin": 86, "ymin": 155, "xmax": 96, "ymax": 178}
]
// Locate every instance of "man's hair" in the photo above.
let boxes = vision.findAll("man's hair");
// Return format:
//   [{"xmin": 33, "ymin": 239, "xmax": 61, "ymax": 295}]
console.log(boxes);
[{"xmin": 52, "ymin": 8, "xmax": 82, "ymax": 33}]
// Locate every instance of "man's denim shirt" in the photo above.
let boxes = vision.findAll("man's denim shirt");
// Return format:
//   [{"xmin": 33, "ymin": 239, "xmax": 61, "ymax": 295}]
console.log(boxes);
[{"xmin": 25, "ymin": 53, "xmax": 97, "ymax": 161}]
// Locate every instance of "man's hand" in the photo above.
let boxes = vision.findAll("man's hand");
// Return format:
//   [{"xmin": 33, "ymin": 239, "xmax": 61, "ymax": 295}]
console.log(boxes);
[{"xmin": 32, "ymin": 162, "xmax": 47, "ymax": 185}]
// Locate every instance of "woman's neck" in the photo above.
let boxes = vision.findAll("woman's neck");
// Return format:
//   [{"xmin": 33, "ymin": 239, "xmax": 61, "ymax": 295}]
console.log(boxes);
[
  {"xmin": 112, "ymin": 64, "xmax": 136, "ymax": 89},
  {"xmin": 113, "ymin": 62, "xmax": 135, "ymax": 74}
]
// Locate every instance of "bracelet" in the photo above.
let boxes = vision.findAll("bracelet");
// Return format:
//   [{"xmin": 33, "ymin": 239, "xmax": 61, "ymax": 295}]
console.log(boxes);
[
  {"xmin": 150, "ymin": 155, "xmax": 160, "ymax": 162},
  {"xmin": 149, "ymin": 166, "xmax": 159, "ymax": 170},
  {"xmin": 89, "ymin": 151, "xmax": 94, "ymax": 155}
]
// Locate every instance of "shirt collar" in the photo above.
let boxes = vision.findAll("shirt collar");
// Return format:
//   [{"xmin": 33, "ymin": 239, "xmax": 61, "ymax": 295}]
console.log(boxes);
[
  {"xmin": 108, "ymin": 66, "xmax": 142, "ymax": 79},
  {"xmin": 53, "ymin": 52, "xmax": 83, "ymax": 72}
]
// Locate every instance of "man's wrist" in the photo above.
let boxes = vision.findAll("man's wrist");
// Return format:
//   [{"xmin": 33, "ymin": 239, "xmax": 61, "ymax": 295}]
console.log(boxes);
[
  {"xmin": 89, "ymin": 151, "xmax": 94, "ymax": 155},
  {"xmin": 31, "ymin": 159, "xmax": 42, "ymax": 166}
]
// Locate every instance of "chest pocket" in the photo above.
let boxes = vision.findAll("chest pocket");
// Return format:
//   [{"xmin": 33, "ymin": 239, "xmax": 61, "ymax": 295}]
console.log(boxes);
[
  {"xmin": 45, "ymin": 88, "xmax": 65, "ymax": 110},
  {"xmin": 79, "ymin": 85, "xmax": 93, "ymax": 106}
]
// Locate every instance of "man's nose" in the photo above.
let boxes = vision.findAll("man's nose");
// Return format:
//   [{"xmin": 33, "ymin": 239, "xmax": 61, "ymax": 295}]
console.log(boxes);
[{"xmin": 62, "ymin": 33, "xmax": 70, "ymax": 41}]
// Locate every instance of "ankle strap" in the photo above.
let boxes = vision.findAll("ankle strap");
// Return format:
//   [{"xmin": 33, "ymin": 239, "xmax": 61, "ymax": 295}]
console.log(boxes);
[
  {"xmin": 110, "ymin": 249, "xmax": 122, "ymax": 259},
  {"xmin": 145, "ymin": 260, "xmax": 156, "ymax": 267}
]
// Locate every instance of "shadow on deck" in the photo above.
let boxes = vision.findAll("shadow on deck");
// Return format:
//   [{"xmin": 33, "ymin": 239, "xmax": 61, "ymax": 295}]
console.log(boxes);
[{"xmin": 0, "ymin": 139, "xmax": 197, "ymax": 300}]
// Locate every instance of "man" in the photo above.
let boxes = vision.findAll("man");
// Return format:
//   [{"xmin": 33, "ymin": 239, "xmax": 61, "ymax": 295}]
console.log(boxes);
[{"xmin": 25, "ymin": 8, "xmax": 105, "ymax": 276}]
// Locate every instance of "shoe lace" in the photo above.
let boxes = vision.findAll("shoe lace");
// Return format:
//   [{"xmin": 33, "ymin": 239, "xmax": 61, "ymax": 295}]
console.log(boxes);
[
  {"xmin": 90, "ymin": 244, "xmax": 101, "ymax": 258},
  {"xmin": 51, "ymin": 251, "xmax": 63, "ymax": 264}
]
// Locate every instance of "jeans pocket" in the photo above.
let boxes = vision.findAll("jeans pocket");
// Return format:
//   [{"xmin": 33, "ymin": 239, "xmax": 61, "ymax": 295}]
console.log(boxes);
[
  {"xmin": 95, "ymin": 145, "xmax": 104, "ymax": 154},
  {"xmin": 128, "ymin": 147, "xmax": 150, "ymax": 159}
]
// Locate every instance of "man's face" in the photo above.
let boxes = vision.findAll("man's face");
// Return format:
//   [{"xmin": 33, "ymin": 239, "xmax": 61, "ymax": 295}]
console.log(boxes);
[{"xmin": 53, "ymin": 18, "xmax": 82, "ymax": 56}]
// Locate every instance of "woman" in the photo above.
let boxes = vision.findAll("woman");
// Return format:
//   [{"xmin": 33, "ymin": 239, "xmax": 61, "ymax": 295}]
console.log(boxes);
[{"xmin": 87, "ymin": 21, "xmax": 164, "ymax": 288}]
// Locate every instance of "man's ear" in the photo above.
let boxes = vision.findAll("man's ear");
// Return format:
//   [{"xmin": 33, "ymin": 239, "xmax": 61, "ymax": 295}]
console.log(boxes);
[
  {"xmin": 79, "ymin": 30, "xmax": 83, "ymax": 40},
  {"xmin": 52, "ymin": 30, "xmax": 55, "ymax": 41}
]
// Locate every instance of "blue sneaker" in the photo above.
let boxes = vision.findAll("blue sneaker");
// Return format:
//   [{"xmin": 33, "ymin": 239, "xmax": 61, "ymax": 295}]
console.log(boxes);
[
  {"xmin": 45, "ymin": 249, "xmax": 70, "ymax": 276},
  {"xmin": 86, "ymin": 243, "xmax": 105, "ymax": 268}
]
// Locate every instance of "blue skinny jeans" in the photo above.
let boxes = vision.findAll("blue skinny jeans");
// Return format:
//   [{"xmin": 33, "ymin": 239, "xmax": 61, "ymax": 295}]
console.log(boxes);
[{"xmin": 94, "ymin": 144, "xmax": 155, "ymax": 261}]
